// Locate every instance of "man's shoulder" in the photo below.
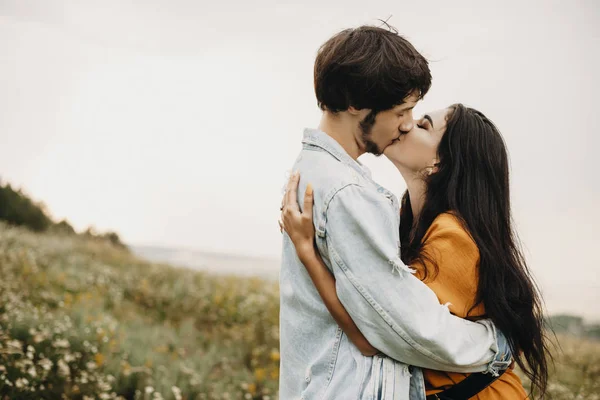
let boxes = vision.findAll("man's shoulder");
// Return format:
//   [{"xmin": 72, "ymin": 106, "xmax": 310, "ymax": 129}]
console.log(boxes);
[{"xmin": 294, "ymin": 148, "xmax": 364, "ymax": 196}]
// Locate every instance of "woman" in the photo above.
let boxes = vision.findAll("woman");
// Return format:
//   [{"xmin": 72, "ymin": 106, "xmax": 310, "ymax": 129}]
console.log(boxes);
[{"xmin": 280, "ymin": 104, "xmax": 549, "ymax": 399}]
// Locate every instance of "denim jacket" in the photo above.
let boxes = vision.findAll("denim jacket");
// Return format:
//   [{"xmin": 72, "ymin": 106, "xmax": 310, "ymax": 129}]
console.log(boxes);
[{"xmin": 279, "ymin": 128, "xmax": 512, "ymax": 400}]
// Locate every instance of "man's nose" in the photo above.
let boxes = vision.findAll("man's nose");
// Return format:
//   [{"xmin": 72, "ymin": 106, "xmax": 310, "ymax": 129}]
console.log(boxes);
[{"xmin": 399, "ymin": 120, "xmax": 414, "ymax": 134}]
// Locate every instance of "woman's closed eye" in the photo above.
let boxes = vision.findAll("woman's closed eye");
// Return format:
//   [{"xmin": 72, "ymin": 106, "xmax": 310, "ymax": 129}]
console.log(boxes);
[{"xmin": 417, "ymin": 118, "xmax": 431, "ymax": 130}]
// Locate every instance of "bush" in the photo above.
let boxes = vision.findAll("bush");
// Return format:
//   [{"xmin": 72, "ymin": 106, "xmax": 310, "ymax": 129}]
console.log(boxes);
[{"xmin": 0, "ymin": 181, "xmax": 52, "ymax": 232}]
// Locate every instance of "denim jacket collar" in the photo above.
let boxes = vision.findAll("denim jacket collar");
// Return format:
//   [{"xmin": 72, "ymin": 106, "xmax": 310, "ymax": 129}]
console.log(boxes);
[{"xmin": 302, "ymin": 128, "xmax": 373, "ymax": 180}]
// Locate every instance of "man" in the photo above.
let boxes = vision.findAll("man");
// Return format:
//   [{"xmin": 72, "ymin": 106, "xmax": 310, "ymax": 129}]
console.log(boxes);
[{"xmin": 279, "ymin": 25, "xmax": 511, "ymax": 399}]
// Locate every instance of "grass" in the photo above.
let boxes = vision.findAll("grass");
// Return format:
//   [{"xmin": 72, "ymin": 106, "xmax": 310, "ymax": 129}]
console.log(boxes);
[{"xmin": 0, "ymin": 222, "xmax": 598, "ymax": 399}]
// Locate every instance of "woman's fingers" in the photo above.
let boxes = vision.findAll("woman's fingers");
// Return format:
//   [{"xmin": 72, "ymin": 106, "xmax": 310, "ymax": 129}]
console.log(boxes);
[
  {"xmin": 285, "ymin": 172, "xmax": 300, "ymax": 212},
  {"xmin": 303, "ymin": 183, "xmax": 314, "ymax": 217}
]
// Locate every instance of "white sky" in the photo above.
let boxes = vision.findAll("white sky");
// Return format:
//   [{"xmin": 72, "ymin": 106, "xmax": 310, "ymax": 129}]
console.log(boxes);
[{"xmin": 1, "ymin": 0, "xmax": 599, "ymax": 319}]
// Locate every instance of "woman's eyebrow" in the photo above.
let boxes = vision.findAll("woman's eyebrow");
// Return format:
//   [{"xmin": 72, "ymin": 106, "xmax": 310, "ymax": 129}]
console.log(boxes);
[{"xmin": 423, "ymin": 114, "xmax": 434, "ymax": 128}]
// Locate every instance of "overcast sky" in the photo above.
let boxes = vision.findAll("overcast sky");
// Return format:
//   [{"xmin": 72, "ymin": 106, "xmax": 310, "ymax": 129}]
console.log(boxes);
[{"xmin": 1, "ymin": 0, "xmax": 598, "ymax": 319}]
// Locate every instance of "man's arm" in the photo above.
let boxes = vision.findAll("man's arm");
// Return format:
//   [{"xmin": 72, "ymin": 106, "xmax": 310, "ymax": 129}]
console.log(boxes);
[{"xmin": 325, "ymin": 184, "xmax": 500, "ymax": 373}]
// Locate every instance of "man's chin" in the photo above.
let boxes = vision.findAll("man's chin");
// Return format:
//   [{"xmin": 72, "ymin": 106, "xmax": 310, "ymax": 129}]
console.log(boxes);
[{"xmin": 365, "ymin": 146, "xmax": 384, "ymax": 157}]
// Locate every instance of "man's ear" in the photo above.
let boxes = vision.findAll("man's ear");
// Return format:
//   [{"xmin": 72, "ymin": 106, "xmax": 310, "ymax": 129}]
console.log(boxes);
[{"xmin": 347, "ymin": 106, "xmax": 362, "ymax": 116}]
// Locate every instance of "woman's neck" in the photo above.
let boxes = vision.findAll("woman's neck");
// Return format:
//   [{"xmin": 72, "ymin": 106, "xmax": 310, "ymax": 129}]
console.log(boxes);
[{"xmin": 397, "ymin": 167, "xmax": 427, "ymax": 229}]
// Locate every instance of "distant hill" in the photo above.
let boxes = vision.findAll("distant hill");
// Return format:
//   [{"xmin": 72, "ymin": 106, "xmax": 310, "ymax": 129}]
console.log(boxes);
[
  {"xmin": 132, "ymin": 245, "xmax": 280, "ymax": 280},
  {"xmin": 0, "ymin": 177, "xmax": 127, "ymax": 249}
]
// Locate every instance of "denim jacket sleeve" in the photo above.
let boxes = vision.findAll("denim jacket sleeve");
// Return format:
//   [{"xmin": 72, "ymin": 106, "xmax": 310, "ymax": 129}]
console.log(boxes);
[{"xmin": 324, "ymin": 184, "xmax": 508, "ymax": 373}]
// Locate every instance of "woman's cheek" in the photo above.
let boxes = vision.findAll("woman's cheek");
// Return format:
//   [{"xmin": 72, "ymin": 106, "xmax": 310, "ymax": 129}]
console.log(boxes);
[{"xmin": 384, "ymin": 141, "xmax": 403, "ymax": 161}]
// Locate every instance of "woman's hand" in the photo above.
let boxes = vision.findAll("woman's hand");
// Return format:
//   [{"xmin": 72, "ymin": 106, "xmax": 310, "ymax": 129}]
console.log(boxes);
[{"xmin": 279, "ymin": 172, "xmax": 316, "ymax": 263}]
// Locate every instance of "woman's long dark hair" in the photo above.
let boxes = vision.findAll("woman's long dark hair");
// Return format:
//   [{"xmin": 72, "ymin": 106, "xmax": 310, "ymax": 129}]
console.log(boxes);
[{"xmin": 399, "ymin": 104, "xmax": 550, "ymax": 397}]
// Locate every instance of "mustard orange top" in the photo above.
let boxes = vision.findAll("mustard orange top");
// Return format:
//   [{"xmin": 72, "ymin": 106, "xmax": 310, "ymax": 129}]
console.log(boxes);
[{"xmin": 414, "ymin": 213, "xmax": 527, "ymax": 399}]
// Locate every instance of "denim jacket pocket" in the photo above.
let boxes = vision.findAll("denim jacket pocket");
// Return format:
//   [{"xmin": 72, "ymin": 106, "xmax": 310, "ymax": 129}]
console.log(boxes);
[{"xmin": 361, "ymin": 355, "xmax": 412, "ymax": 400}]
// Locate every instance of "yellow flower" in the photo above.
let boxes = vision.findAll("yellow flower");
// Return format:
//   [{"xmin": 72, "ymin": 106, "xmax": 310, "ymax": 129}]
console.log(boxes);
[
  {"xmin": 121, "ymin": 361, "xmax": 131, "ymax": 376},
  {"xmin": 154, "ymin": 345, "xmax": 169, "ymax": 353},
  {"xmin": 248, "ymin": 383, "xmax": 257, "ymax": 394},
  {"xmin": 94, "ymin": 353, "xmax": 104, "ymax": 367},
  {"xmin": 269, "ymin": 350, "xmax": 280, "ymax": 362},
  {"xmin": 254, "ymin": 367, "xmax": 266, "ymax": 381},
  {"xmin": 213, "ymin": 294, "xmax": 223, "ymax": 305}
]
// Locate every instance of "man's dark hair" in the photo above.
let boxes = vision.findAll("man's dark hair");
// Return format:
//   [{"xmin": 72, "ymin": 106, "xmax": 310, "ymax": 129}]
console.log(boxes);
[{"xmin": 314, "ymin": 24, "xmax": 432, "ymax": 113}]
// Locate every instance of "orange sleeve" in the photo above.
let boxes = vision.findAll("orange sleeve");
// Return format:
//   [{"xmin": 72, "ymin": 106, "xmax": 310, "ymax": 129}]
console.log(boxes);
[{"xmin": 412, "ymin": 213, "xmax": 485, "ymax": 318}]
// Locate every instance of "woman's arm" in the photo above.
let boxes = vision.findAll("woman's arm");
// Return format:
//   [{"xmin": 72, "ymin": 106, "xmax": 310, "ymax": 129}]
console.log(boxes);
[
  {"xmin": 281, "ymin": 173, "xmax": 380, "ymax": 357},
  {"xmin": 299, "ymin": 248, "xmax": 380, "ymax": 357}
]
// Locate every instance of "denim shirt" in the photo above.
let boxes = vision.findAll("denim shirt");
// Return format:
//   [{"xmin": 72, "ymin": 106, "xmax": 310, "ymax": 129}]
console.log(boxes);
[{"xmin": 279, "ymin": 128, "xmax": 512, "ymax": 400}]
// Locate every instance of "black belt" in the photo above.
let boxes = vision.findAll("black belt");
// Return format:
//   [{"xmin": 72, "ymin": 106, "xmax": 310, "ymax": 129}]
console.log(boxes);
[{"xmin": 425, "ymin": 368, "xmax": 508, "ymax": 400}]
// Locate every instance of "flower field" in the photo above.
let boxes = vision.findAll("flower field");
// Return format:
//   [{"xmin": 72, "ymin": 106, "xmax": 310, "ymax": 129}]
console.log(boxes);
[{"xmin": 0, "ymin": 222, "xmax": 598, "ymax": 399}]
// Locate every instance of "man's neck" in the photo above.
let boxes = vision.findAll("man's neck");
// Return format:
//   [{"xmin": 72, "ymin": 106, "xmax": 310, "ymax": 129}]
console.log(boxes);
[{"xmin": 318, "ymin": 111, "xmax": 364, "ymax": 160}]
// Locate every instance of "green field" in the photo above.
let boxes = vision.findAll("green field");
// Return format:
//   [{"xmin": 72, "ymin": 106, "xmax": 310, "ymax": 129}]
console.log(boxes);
[{"xmin": 0, "ymin": 222, "xmax": 598, "ymax": 399}]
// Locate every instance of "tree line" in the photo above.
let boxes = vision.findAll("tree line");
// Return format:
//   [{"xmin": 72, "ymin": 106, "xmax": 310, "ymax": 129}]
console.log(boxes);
[{"xmin": 0, "ymin": 178, "xmax": 127, "ymax": 249}]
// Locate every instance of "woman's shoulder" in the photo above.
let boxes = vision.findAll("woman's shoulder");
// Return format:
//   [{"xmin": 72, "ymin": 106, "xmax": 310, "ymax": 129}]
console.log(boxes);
[
  {"xmin": 419, "ymin": 213, "xmax": 482, "ymax": 312},
  {"xmin": 423, "ymin": 212, "xmax": 478, "ymax": 256}
]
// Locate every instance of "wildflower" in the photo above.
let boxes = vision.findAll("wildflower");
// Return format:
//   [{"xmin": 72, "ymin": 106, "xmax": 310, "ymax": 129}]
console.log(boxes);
[
  {"xmin": 94, "ymin": 353, "xmax": 104, "ymax": 366},
  {"xmin": 15, "ymin": 377, "xmax": 29, "ymax": 388},
  {"xmin": 6, "ymin": 339, "xmax": 22, "ymax": 350},
  {"xmin": 38, "ymin": 358, "xmax": 53, "ymax": 371},
  {"xmin": 52, "ymin": 338, "xmax": 70, "ymax": 348},
  {"xmin": 270, "ymin": 367, "xmax": 279, "ymax": 380},
  {"xmin": 171, "ymin": 386, "xmax": 182, "ymax": 400},
  {"xmin": 33, "ymin": 333, "xmax": 45, "ymax": 343},
  {"xmin": 254, "ymin": 368, "xmax": 266, "ymax": 381},
  {"xmin": 57, "ymin": 359, "xmax": 70, "ymax": 377},
  {"xmin": 248, "ymin": 383, "xmax": 257, "ymax": 394},
  {"xmin": 122, "ymin": 361, "xmax": 131, "ymax": 376}
]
